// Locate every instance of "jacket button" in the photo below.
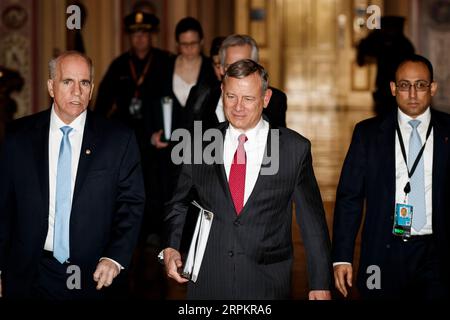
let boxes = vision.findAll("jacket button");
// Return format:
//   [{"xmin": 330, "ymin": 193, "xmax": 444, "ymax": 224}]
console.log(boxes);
[
  {"xmin": 234, "ymin": 220, "xmax": 240, "ymax": 226},
  {"xmin": 386, "ymin": 244, "xmax": 391, "ymax": 249},
  {"xmin": 228, "ymin": 250, "xmax": 234, "ymax": 257}
]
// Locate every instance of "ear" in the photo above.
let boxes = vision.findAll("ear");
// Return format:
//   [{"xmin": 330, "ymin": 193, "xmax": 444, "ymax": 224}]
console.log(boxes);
[
  {"xmin": 89, "ymin": 83, "xmax": 95, "ymax": 100},
  {"xmin": 390, "ymin": 81, "xmax": 397, "ymax": 96},
  {"xmin": 47, "ymin": 79, "xmax": 54, "ymax": 98},
  {"xmin": 263, "ymin": 88, "xmax": 272, "ymax": 109},
  {"xmin": 430, "ymin": 81, "xmax": 438, "ymax": 97}
]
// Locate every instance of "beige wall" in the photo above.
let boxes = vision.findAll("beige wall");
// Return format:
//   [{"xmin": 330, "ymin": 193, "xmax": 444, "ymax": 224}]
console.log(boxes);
[{"xmin": 35, "ymin": 0, "xmax": 122, "ymax": 111}]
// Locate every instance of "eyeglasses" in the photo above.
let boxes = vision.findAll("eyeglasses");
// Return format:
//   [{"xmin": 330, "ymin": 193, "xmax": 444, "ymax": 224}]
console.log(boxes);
[
  {"xmin": 396, "ymin": 80, "xmax": 431, "ymax": 92},
  {"xmin": 178, "ymin": 41, "xmax": 200, "ymax": 48}
]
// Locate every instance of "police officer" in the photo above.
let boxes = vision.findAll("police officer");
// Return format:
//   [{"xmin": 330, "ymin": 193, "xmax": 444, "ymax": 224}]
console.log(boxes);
[{"xmin": 95, "ymin": 10, "xmax": 172, "ymax": 136}]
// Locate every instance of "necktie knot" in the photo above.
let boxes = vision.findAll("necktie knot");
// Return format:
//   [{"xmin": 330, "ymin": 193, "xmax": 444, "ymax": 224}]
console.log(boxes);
[
  {"xmin": 238, "ymin": 133, "xmax": 248, "ymax": 145},
  {"xmin": 60, "ymin": 126, "xmax": 73, "ymax": 136},
  {"xmin": 408, "ymin": 119, "xmax": 421, "ymax": 130}
]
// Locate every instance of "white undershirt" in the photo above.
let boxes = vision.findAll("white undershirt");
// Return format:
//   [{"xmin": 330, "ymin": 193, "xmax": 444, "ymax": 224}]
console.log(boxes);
[{"xmin": 173, "ymin": 73, "xmax": 195, "ymax": 107}]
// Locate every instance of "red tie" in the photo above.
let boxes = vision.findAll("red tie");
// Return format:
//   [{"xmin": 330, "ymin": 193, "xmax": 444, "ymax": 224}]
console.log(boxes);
[{"xmin": 229, "ymin": 134, "xmax": 247, "ymax": 215}]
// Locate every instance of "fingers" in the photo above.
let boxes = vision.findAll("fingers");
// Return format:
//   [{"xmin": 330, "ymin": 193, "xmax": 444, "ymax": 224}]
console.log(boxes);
[
  {"xmin": 167, "ymin": 257, "xmax": 188, "ymax": 284},
  {"xmin": 334, "ymin": 265, "xmax": 352, "ymax": 298},
  {"xmin": 151, "ymin": 130, "xmax": 169, "ymax": 149},
  {"xmin": 308, "ymin": 290, "xmax": 332, "ymax": 300},
  {"xmin": 347, "ymin": 270, "xmax": 353, "ymax": 288},
  {"xmin": 93, "ymin": 262, "xmax": 119, "ymax": 290},
  {"xmin": 163, "ymin": 248, "xmax": 188, "ymax": 284}
]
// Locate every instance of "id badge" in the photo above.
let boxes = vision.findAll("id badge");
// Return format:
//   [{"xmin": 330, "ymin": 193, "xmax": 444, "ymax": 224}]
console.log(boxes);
[
  {"xmin": 393, "ymin": 203, "xmax": 413, "ymax": 237},
  {"xmin": 129, "ymin": 97, "xmax": 143, "ymax": 119}
]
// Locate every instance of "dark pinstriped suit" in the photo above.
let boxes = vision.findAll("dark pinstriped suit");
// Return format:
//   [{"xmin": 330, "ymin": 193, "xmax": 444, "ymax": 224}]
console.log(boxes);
[{"xmin": 164, "ymin": 122, "xmax": 332, "ymax": 299}]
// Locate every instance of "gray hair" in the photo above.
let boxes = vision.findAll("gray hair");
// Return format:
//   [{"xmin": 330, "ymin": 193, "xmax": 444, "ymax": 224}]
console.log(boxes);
[
  {"xmin": 224, "ymin": 59, "xmax": 269, "ymax": 95},
  {"xmin": 48, "ymin": 51, "xmax": 94, "ymax": 81},
  {"xmin": 219, "ymin": 34, "xmax": 259, "ymax": 67}
]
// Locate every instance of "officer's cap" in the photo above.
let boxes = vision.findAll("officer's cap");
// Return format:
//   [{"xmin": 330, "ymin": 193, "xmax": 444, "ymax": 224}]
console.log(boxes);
[{"xmin": 124, "ymin": 11, "xmax": 159, "ymax": 33}]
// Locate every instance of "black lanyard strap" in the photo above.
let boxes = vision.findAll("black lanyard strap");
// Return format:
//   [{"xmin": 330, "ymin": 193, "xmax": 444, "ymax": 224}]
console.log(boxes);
[{"xmin": 395, "ymin": 120, "xmax": 432, "ymax": 194}]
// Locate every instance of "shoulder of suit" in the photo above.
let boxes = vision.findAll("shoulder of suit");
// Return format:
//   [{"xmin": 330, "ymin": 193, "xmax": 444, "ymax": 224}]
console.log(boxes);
[
  {"xmin": 276, "ymin": 126, "xmax": 310, "ymax": 147},
  {"xmin": 431, "ymin": 108, "xmax": 450, "ymax": 123},
  {"xmin": 268, "ymin": 86, "xmax": 287, "ymax": 98},
  {"xmin": 6, "ymin": 108, "xmax": 50, "ymax": 133},
  {"xmin": 87, "ymin": 111, "xmax": 132, "ymax": 135}
]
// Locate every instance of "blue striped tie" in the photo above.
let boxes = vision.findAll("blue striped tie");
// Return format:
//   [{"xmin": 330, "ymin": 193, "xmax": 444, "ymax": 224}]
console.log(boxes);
[
  {"xmin": 408, "ymin": 120, "xmax": 426, "ymax": 231},
  {"xmin": 54, "ymin": 126, "xmax": 73, "ymax": 263}
]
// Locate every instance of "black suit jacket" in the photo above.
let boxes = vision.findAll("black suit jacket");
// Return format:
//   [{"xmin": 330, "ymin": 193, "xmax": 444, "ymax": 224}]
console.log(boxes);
[
  {"xmin": 164, "ymin": 122, "xmax": 331, "ymax": 299},
  {"xmin": 0, "ymin": 109, "xmax": 145, "ymax": 297},
  {"xmin": 332, "ymin": 108, "xmax": 450, "ymax": 294},
  {"xmin": 190, "ymin": 84, "xmax": 287, "ymax": 130}
]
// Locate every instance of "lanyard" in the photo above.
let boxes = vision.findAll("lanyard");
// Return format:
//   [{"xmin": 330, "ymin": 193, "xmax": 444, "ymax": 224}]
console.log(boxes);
[
  {"xmin": 129, "ymin": 53, "xmax": 152, "ymax": 97},
  {"xmin": 395, "ymin": 120, "xmax": 432, "ymax": 195}
]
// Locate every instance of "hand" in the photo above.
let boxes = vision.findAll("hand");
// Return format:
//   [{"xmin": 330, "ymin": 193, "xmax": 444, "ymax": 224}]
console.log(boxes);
[
  {"xmin": 93, "ymin": 259, "xmax": 120, "ymax": 290},
  {"xmin": 151, "ymin": 130, "xmax": 169, "ymax": 149},
  {"xmin": 308, "ymin": 290, "xmax": 332, "ymax": 300},
  {"xmin": 334, "ymin": 264, "xmax": 353, "ymax": 298},
  {"xmin": 163, "ymin": 248, "xmax": 188, "ymax": 284}
]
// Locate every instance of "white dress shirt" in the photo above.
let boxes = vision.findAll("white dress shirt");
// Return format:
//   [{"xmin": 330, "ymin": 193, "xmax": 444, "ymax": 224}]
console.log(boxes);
[
  {"xmin": 396, "ymin": 107, "xmax": 433, "ymax": 235},
  {"xmin": 45, "ymin": 106, "xmax": 86, "ymax": 251},
  {"xmin": 215, "ymin": 94, "xmax": 226, "ymax": 123},
  {"xmin": 224, "ymin": 118, "xmax": 269, "ymax": 206}
]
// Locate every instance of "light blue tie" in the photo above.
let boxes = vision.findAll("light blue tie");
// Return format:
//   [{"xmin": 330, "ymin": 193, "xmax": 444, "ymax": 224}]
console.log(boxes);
[
  {"xmin": 54, "ymin": 126, "xmax": 73, "ymax": 263},
  {"xmin": 408, "ymin": 120, "xmax": 426, "ymax": 231}
]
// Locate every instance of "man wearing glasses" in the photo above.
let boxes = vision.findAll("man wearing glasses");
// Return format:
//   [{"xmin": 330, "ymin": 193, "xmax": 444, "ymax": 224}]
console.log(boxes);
[{"xmin": 332, "ymin": 54, "xmax": 450, "ymax": 299}]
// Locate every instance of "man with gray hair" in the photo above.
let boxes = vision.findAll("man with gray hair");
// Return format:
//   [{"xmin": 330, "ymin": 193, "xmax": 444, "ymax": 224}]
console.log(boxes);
[
  {"xmin": 188, "ymin": 34, "xmax": 287, "ymax": 129},
  {"xmin": 161, "ymin": 59, "xmax": 331, "ymax": 299},
  {"xmin": 0, "ymin": 51, "xmax": 145, "ymax": 299}
]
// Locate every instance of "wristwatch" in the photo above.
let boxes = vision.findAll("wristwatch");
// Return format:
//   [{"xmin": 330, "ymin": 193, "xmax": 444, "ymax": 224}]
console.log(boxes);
[{"xmin": 157, "ymin": 249, "xmax": 164, "ymax": 265}]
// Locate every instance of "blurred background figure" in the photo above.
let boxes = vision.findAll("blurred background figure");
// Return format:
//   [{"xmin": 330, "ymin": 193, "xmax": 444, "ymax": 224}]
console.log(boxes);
[
  {"xmin": 0, "ymin": 66, "xmax": 24, "ymax": 145},
  {"xmin": 146, "ymin": 16, "xmax": 215, "ymax": 246},
  {"xmin": 210, "ymin": 36, "xmax": 226, "ymax": 82},
  {"xmin": 94, "ymin": 9, "xmax": 172, "ymax": 245},
  {"xmin": 357, "ymin": 16, "xmax": 415, "ymax": 116},
  {"xmin": 184, "ymin": 36, "xmax": 226, "ymax": 127}
]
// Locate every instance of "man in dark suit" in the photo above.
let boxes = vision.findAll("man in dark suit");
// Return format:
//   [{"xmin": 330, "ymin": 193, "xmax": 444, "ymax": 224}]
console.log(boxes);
[
  {"xmin": 332, "ymin": 54, "xmax": 450, "ymax": 299},
  {"xmin": 188, "ymin": 34, "xmax": 287, "ymax": 130},
  {"xmin": 0, "ymin": 51, "xmax": 145, "ymax": 299},
  {"xmin": 161, "ymin": 59, "xmax": 331, "ymax": 299}
]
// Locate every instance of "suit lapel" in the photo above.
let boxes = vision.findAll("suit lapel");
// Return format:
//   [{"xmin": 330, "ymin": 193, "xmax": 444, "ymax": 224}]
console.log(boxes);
[
  {"xmin": 72, "ymin": 111, "xmax": 99, "ymax": 204},
  {"xmin": 378, "ymin": 113, "xmax": 396, "ymax": 214},
  {"xmin": 213, "ymin": 123, "xmax": 236, "ymax": 215},
  {"xmin": 32, "ymin": 110, "xmax": 51, "ymax": 215},
  {"xmin": 431, "ymin": 110, "xmax": 449, "ymax": 224}
]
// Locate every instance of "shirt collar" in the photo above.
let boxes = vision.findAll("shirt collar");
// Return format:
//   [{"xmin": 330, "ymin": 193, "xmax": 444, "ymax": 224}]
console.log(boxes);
[
  {"xmin": 228, "ymin": 117, "xmax": 266, "ymax": 144},
  {"xmin": 397, "ymin": 106, "xmax": 431, "ymax": 129},
  {"xmin": 50, "ymin": 104, "xmax": 87, "ymax": 133}
]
